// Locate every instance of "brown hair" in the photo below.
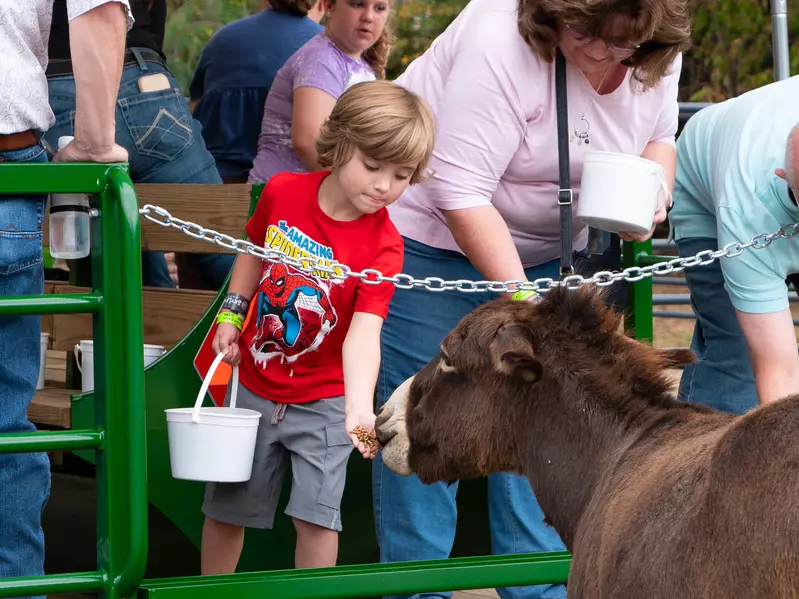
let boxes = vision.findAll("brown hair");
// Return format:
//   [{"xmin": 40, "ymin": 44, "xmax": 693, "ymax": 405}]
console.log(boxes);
[
  {"xmin": 324, "ymin": 0, "xmax": 395, "ymax": 79},
  {"xmin": 517, "ymin": 0, "xmax": 692, "ymax": 90},
  {"xmin": 268, "ymin": 0, "xmax": 317, "ymax": 16},
  {"xmin": 316, "ymin": 81, "xmax": 436, "ymax": 185}
]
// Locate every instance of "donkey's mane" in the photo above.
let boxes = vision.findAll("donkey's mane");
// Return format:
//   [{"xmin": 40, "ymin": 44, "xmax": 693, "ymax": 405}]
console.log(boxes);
[{"xmin": 530, "ymin": 287, "xmax": 707, "ymax": 418}]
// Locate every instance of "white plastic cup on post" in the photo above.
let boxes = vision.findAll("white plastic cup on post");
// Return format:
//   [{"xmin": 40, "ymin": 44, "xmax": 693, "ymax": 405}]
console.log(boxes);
[
  {"xmin": 74, "ymin": 340, "xmax": 166, "ymax": 392},
  {"xmin": 49, "ymin": 136, "xmax": 91, "ymax": 259}
]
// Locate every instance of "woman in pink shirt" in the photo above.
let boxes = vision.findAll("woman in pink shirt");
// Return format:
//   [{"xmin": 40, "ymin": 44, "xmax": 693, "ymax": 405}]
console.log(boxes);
[{"xmin": 372, "ymin": 1, "xmax": 691, "ymax": 599}]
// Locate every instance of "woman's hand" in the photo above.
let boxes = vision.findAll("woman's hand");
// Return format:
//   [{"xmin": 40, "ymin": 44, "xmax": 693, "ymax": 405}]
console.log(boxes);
[
  {"xmin": 213, "ymin": 322, "xmax": 241, "ymax": 366},
  {"xmin": 346, "ymin": 410, "xmax": 378, "ymax": 459},
  {"xmin": 618, "ymin": 189, "xmax": 670, "ymax": 243},
  {"xmin": 622, "ymin": 141, "xmax": 676, "ymax": 243}
]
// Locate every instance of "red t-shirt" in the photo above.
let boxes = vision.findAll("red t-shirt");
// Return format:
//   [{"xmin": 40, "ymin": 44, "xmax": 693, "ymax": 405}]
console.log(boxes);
[{"xmin": 238, "ymin": 170, "xmax": 404, "ymax": 403}]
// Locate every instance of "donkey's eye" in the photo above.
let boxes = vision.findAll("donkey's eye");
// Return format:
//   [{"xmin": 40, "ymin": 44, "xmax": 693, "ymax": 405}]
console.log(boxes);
[{"xmin": 439, "ymin": 349, "xmax": 456, "ymax": 373}]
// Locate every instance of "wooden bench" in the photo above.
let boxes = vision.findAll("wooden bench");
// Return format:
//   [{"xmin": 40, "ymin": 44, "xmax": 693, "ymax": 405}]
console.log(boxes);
[{"xmin": 31, "ymin": 183, "xmax": 255, "ymax": 429}]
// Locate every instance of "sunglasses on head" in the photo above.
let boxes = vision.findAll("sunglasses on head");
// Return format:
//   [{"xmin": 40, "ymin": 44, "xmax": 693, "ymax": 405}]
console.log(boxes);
[{"xmin": 565, "ymin": 25, "xmax": 641, "ymax": 57}]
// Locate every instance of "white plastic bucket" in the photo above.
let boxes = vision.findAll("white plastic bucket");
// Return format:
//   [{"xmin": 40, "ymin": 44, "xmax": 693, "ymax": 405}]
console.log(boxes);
[
  {"xmin": 74, "ymin": 340, "xmax": 166, "ymax": 392},
  {"xmin": 37, "ymin": 332, "xmax": 50, "ymax": 390},
  {"xmin": 577, "ymin": 151, "xmax": 670, "ymax": 235},
  {"xmin": 165, "ymin": 352, "xmax": 261, "ymax": 483}
]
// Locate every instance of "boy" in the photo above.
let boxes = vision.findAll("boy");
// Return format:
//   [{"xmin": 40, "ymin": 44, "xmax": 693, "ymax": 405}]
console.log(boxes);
[{"xmin": 201, "ymin": 80, "xmax": 436, "ymax": 573}]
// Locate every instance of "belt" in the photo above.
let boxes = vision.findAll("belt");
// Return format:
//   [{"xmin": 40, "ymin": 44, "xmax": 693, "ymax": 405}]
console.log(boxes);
[
  {"xmin": 46, "ymin": 47, "xmax": 167, "ymax": 79},
  {"xmin": 0, "ymin": 130, "xmax": 38, "ymax": 152}
]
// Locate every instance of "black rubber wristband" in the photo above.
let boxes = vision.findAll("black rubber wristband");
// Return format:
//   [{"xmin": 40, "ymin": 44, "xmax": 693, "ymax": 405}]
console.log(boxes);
[{"xmin": 222, "ymin": 293, "xmax": 250, "ymax": 316}]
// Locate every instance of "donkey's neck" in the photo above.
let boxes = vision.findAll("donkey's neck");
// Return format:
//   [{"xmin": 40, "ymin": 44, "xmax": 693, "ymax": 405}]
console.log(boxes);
[{"xmin": 515, "ymin": 385, "xmax": 671, "ymax": 550}]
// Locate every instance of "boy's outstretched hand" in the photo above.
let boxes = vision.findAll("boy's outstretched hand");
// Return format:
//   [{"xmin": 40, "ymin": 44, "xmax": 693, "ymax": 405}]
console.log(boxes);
[{"xmin": 346, "ymin": 411, "xmax": 379, "ymax": 459}]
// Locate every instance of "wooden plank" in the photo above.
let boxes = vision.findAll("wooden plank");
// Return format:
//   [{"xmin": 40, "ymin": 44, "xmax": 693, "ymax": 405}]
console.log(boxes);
[
  {"xmin": 51, "ymin": 285, "xmax": 217, "ymax": 351},
  {"xmin": 28, "ymin": 387, "xmax": 73, "ymax": 428},
  {"xmin": 137, "ymin": 183, "xmax": 252, "ymax": 253},
  {"xmin": 43, "ymin": 184, "xmax": 253, "ymax": 254},
  {"xmin": 45, "ymin": 349, "xmax": 67, "ymax": 386}
]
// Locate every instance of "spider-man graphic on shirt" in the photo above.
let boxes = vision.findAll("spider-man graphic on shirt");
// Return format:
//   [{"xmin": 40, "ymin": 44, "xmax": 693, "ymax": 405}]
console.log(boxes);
[{"xmin": 250, "ymin": 262, "xmax": 338, "ymax": 365}]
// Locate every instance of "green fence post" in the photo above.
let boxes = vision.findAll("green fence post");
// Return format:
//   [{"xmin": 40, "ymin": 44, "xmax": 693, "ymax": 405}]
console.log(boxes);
[
  {"xmin": 622, "ymin": 239, "xmax": 654, "ymax": 343},
  {"xmin": 91, "ymin": 166, "xmax": 148, "ymax": 599},
  {"xmin": 0, "ymin": 162, "xmax": 147, "ymax": 599}
]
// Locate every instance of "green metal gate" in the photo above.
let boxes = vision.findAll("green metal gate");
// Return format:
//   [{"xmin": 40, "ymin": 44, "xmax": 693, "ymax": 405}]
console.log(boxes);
[
  {"xmin": 0, "ymin": 163, "xmax": 147, "ymax": 599},
  {"xmin": 0, "ymin": 162, "xmax": 575, "ymax": 598}
]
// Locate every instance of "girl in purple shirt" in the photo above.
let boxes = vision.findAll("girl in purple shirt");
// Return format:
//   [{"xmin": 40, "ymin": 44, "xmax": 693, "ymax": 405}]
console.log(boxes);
[{"xmin": 249, "ymin": 0, "xmax": 393, "ymax": 183}]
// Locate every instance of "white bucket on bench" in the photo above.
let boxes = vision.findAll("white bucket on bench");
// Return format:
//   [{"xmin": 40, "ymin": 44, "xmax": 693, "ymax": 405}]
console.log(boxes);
[
  {"xmin": 165, "ymin": 351, "xmax": 261, "ymax": 483},
  {"xmin": 74, "ymin": 340, "xmax": 165, "ymax": 392},
  {"xmin": 577, "ymin": 151, "xmax": 670, "ymax": 236}
]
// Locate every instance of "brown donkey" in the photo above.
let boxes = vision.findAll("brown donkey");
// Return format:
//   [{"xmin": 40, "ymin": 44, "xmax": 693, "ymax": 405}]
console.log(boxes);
[{"xmin": 376, "ymin": 286, "xmax": 799, "ymax": 598}]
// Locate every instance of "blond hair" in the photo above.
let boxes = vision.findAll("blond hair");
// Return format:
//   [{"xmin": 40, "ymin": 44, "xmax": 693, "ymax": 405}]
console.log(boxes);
[
  {"xmin": 324, "ymin": 0, "xmax": 395, "ymax": 79},
  {"xmin": 316, "ymin": 81, "xmax": 436, "ymax": 185},
  {"xmin": 517, "ymin": 0, "xmax": 692, "ymax": 90}
]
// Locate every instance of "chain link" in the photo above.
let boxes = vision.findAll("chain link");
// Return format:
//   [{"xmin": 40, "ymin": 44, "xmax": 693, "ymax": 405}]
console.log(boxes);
[{"xmin": 139, "ymin": 204, "xmax": 799, "ymax": 294}]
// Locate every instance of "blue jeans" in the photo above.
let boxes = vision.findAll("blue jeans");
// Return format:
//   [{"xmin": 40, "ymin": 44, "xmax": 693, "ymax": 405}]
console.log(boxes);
[
  {"xmin": 0, "ymin": 143, "xmax": 52, "ymax": 599},
  {"xmin": 675, "ymin": 237, "xmax": 758, "ymax": 414},
  {"xmin": 372, "ymin": 238, "xmax": 567, "ymax": 599},
  {"xmin": 44, "ymin": 49, "xmax": 235, "ymax": 290}
]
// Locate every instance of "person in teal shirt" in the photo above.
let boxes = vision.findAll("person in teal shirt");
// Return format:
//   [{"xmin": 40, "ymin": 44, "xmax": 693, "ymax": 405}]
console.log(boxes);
[{"xmin": 669, "ymin": 75, "xmax": 799, "ymax": 413}]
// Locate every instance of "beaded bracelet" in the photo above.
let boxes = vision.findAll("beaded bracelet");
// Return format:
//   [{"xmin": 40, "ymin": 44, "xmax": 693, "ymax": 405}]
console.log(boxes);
[{"xmin": 217, "ymin": 311, "xmax": 244, "ymax": 331}]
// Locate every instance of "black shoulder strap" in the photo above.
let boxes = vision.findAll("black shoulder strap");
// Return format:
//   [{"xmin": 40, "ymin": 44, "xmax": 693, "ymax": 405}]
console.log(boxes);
[{"xmin": 555, "ymin": 48, "xmax": 573, "ymax": 278}]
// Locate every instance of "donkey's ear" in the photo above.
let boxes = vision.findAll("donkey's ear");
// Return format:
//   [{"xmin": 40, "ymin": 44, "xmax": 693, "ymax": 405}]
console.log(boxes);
[{"xmin": 491, "ymin": 323, "xmax": 543, "ymax": 383}]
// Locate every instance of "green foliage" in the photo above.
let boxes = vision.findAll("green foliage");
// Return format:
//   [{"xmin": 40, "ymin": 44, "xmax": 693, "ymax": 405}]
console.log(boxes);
[
  {"xmin": 164, "ymin": 0, "xmax": 261, "ymax": 94},
  {"xmin": 386, "ymin": 0, "xmax": 469, "ymax": 80},
  {"xmin": 681, "ymin": 0, "xmax": 799, "ymax": 101},
  {"xmin": 165, "ymin": 0, "xmax": 799, "ymax": 101}
]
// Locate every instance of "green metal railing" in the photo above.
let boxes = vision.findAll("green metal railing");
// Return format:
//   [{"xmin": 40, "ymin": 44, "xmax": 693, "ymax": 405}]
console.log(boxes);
[
  {"xmin": 0, "ymin": 164, "xmax": 665, "ymax": 599},
  {"xmin": 0, "ymin": 163, "xmax": 148, "ymax": 599}
]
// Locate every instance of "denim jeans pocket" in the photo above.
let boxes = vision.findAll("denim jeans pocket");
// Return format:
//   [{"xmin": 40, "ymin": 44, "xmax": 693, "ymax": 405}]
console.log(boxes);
[
  {"xmin": 118, "ymin": 87, "xmax": 194, "ymax": 161},
  {"xmin": 42, "ymin": 107, "xmax": 77, "ymax": 157},
  {"xmin": 0, "ymin": 145, "xmax": 47, "ymax": 275},
  {"xmin": 0, "ymin": 197, "xmax": 45, "ymax": 275}
]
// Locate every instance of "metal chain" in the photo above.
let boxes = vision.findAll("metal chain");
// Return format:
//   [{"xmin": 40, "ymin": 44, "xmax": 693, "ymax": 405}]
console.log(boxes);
[{"xmin": 139, "ymin": 204, "xmax": 799, "ymax": 294}]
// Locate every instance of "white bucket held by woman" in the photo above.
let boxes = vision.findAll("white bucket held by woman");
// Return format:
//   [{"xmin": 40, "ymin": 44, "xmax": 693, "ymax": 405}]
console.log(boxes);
[
  {"xmin": 577, "ymin": 150, "xmax": 670, "ymax": 236},
  {"xmin": 165, "ymin": 351, "xmax": 261, "ymax": 483}
]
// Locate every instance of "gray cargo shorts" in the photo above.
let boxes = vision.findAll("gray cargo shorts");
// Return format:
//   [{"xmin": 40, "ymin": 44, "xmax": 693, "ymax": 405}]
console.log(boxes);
[{"xmin": 202, "ymin": 379, "xmax": 353, "ymax": 531}]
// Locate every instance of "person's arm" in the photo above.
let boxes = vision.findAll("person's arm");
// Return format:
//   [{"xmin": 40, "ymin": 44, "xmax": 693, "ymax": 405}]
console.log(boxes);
[
  {"xmin": 736, "ymin": 308, "xmax": 799, "ymax": 405},
  {"xmin": 344, "ymin": 232, "xmax": 403, "ymax": 457},
  {"xmin": 225, "ymin": 254, "xmax": 262, "ymax": 301},
  {"xmin": 618, "ymin": 141, "xmax": 677, "ymax": 242},
  {"xmin": 214, "ymin": 184, "xmax": 275, "ymax": 365},
  {"xmin": 716, "ymin": 203, "xmax": 799, "ymax": 405},
  {"xmin": 443, "ymin": 207, "xmax": 526, "ymax": 282},
  {"xmin": 291, "ymin": 86, "xmax": 337, "ymax": 171},
  {"xmin": 416, "ymin": 14, "xmax": 534, "ymax": 283},
  {"xmin": 343, "ymin": 312, "xmax": 383, "ymax": 458},
  {"xmin": 56, "ymin": 0, "xmax": 131, "ymax": 163},
  {"xmin": 212, "ymin": 253, "xmax": 262, "ymax": 365}
]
